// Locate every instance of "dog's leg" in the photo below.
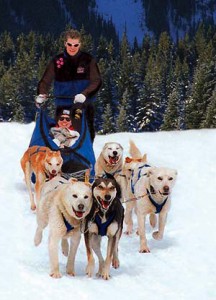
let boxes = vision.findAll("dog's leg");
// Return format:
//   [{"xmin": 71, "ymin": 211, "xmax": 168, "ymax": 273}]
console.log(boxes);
[
  {"xmin": 61, "ymin": 239, "xmax": 69, "ymax": 256},
  {"xmin": 35, "ymin": 172, "xmax": 45, "ymax": 205},
  {"xmin": 112, "ymin": 230, "xmax": 121, "ymax": 269},
  {"xmin": 124, "ymin": 201, "xmax": 135, "ymax": 234},
  {"xmin": 152, "ymin": 212, "xmax": 167, "ymax": 240},
  {"xmin": 91, "ymin": 234, "xmax": 104, "ymax": 277},
  {"xmin": 66, "ymin": 231, "xmax": 81, "ymax": 276},
  {"xmin": 49, "ymin": 234, "xmax": 62, "ymax": 278},
  {"xmin": 84, "ymin": 232, "xmax": 95, "ymax": 277},
  {"xmin": 137, "ymin": 211, "xmax": 150, "ymax": 253},
  {"xmin": 149, "ymin": 213, "xmax": 157, "ymax": 228},
  {"xmin": 102, "ymin": 235, "xmax": 116, "ymax": 280},
  {"xmin": 23, "ymin": 161, "xmax": 36, "ymax": 210},
  {"xmin": 34, "ymin": 205, "xmax": 48, "ymax": 246}
]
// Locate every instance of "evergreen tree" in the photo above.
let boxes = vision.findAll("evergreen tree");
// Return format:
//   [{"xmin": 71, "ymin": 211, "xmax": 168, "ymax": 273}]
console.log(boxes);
[
  {"xmin": 102, "ymin": 104, "xmax": 115, "ymax": 134},
  {"xmin": 201, "ymin": 89, "xmax": 216, "ymax": 128}
]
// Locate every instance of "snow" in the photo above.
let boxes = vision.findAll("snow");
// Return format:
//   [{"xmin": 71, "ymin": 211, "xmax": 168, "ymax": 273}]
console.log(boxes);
[
  {"xmin": 0, "ymin": 122, "xmax": 216, "ymax": 300},
  {"xmin": 94, "ymin": 0, "xmax": 149, "ymax": 44}
]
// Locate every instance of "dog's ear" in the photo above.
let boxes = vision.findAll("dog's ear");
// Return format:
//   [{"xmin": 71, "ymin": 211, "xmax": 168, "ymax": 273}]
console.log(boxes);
[
  {"xmin": 84, "ymin": 169, "xmax": 90, "ymax": 183},
  {"xmin": 84, "ymin": 182, "xmax": 92, "ymax": 188},
  {"xmin": 146, "ymin": 167, "xmax": 155, "ymax": 177},
  {"xmin": 142, "ymin": 153, "xmax": 147, "ymax": 163},
  {"xmin": 125, "ymin": 157, "xmax": 132, "ymax": 163}
]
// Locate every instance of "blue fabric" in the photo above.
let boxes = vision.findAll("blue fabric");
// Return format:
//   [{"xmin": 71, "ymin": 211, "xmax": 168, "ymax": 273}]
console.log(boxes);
[
  {"xmin": 29, "ymin": 108, "xmax": 95, "ymax": 180},
  {"xmin": 95, "ymin": 213, "xmax": 115, "ymax": 236},
  {"xmin": 62, "ymin": 215, "xmax": 74, "ymax": 233},
  {"xmin": 146, "ymin": 189, "xmax": 168, "ymax": 214},
  {"xmin": 54, "ymin": 80, "xmax": 95, "ymax": 107}
]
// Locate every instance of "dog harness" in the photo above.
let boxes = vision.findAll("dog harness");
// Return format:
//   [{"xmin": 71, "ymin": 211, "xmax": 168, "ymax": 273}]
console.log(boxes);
[
  {"xmin": 95, "ymin": 213, "xmax": 115, "ymax": 236},
  {"xmin": 130, "ymin": 164, "xmax": 151, "ymax": 194},
  {"xmin": 29, "ymin": 146, "xmax": 47, "ymax": 157},
  {"xmin": 146, "ymin": 189, "xmax": 168, "ymax": 214},
  {"xmin": 62, "ymin": 215, "xmax": 74, "ymax": 233}
]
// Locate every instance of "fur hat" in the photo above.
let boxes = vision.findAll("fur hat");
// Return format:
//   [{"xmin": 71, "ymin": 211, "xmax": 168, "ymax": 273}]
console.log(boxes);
[{"xmin": 56, "ymin": 107, "xmax": 72, "ymax": 121}]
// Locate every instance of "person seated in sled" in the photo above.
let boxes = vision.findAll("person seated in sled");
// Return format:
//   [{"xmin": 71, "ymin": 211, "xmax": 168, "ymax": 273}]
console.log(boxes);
[
  {"xmin": 35, "ymin": 28, "xmax": 102, "ymax": 143},
  {"xmin": 50, "ymin": 108, "xmax": 80, "ymax": 148}
]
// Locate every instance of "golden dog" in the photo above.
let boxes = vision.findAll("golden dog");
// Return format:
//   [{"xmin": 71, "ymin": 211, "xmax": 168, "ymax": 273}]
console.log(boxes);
[{"xmin": 20, "ymin": 146, "xmax": 63, "ymax": 210}]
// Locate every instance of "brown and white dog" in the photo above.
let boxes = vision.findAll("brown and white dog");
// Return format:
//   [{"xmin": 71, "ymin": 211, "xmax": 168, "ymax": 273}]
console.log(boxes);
[
  {"xmin": 135, "ymin": 166, "xmax": 177, "ymax": 253},
  {"xmin": 123, "ymin": 140, "xmax": 149, "ymax": 234},
  {"xmin": 34, "ymin": 177, "xmax": 93, "ymax": 278},
  {"xmin": 84, "ymin": 175, "xmax": 124, "ymax": 280},
  {"xmin": 20, "ymin": 146, "xmax": 63, "ymax": 210}
]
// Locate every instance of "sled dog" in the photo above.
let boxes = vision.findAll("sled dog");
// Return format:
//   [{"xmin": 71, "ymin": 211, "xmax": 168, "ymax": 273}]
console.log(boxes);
[
  {"xmin": 20, "ymin": 146, "xmax": 63, "ymax": 210},
  {"xmin": 84, "ymin": 175, "xmax": 124, "ymax": 280},
  {"xmin": 34, "ymin": 177, "xmax": 92, "ymax": 278},
  {"xmin": 123, "ymin": 140, "xmax": 148, "ymax": 234}
]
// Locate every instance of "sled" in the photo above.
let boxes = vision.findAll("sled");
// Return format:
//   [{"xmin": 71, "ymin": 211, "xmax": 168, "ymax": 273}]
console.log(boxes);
[{"xmin": 29, "ymin": 103, "xmax": 95, "ymax": 181}]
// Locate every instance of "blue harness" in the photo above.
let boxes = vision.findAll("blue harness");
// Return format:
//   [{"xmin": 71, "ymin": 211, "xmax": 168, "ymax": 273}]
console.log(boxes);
[
  {"xmin": 146, "ymin": 189, "xmax": 168, "ymax": 214},
  {"xmin": 62, "ymin": 215, "xmax": 74, "ymax": 233},
  {"xmin": 130, "ymin": 164, "xmax": 151, "ymax": 194},
  {"xmin": 95, "ymin": 213, "xmax": 115, "ymax": 236}
]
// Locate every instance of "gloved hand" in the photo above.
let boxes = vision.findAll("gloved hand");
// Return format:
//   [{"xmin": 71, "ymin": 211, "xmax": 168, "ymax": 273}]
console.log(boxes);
[
  {"xmin": 74, "ymin": 93, "xmax": 86, "ymax": 103},
  {"xmin": 35, "ymin": 94, "xmax": 47, "ymax": 107}
]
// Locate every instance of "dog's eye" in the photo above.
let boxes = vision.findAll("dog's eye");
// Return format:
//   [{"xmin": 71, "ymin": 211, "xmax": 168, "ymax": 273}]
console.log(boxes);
[
  {"xmin": 128, "ymin": 169, "xmax": 132, "ymax": 172},
  {"xmin": 84, "ymin": 195, "xmax": 89, "ymax": 199},
  {"xmin": 72, "ymin": 194, "xmax": 78, "ymax": 198},
  {"xmin": 108, "ymin": 148, "xmax": 112, "ymax": 150},
  {"xmin": 168, "ymin": 177, "xmax": 173, "ymax": 181},
  {"xmin": 56, "ymin": 163, "xmax": 60, "ymax": 166},
  {"xmin": 110, "ymin": 186, "xmax": 115, "ymax": 191},
  {"xmin": 98, "ymin": 185, "xmax": 104, "ymax": 190},
  {"xmin": 48, "ymin": 162, "xmax": 52, "ymax": 165},
  {"xmin": 158, "ymin": 177, "xmax": 163, "ymax": 181}
]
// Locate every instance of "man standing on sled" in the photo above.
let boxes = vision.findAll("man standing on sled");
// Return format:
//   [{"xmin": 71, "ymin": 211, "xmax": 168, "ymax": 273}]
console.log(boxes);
[{"xmin": 35, "ymin": 29, "xmax": 102, "ymax": 142}]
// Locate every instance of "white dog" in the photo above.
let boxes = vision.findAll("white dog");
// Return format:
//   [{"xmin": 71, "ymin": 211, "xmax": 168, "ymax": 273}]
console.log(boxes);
[
  {"xmin": 135, "ymin": 166, "xmax": 177, "ymax": 253},
  {"xmin": 34, "ymin": 176, "xmax": 92, "ymax": 278},
  {"xmin": 95, "ymin": 142, "xmax": 124, "ymax": 177}
]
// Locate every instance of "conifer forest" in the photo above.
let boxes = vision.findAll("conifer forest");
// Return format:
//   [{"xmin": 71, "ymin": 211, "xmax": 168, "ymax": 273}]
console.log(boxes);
[{"xmin": 0, "ymin": 23, "xmax": 215, "ymax": 133}]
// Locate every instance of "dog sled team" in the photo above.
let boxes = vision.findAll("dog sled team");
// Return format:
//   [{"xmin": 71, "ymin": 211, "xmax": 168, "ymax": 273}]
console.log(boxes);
[{"xmin": 20, "ymin": 140, "xmax": 177, "ymax": 279}]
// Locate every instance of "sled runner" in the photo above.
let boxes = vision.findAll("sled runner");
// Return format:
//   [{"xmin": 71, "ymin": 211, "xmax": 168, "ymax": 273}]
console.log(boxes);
[{"xmin": 29, "ymin": 101, "xmax": 95, "ymax": 181}]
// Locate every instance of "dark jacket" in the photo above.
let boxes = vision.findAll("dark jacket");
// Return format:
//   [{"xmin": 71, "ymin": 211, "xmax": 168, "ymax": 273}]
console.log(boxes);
[{"xmin": 37, "ymin": 50, "xmax": 102, "ymax": 107}]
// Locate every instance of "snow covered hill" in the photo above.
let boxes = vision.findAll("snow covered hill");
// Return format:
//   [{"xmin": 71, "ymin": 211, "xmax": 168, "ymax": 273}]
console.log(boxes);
[{"xmin": 0, "ymin": 122, "xmax": 216, "ymax": 300}]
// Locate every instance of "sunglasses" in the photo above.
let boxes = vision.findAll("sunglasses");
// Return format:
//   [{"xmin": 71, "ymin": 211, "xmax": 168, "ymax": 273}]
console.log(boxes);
[
  {"xmin": 59, "ymin": 116, "xmax": 71, "ymax": 122},
  {"xmin": 66, "ymin": 42, "xmax": 80, "ymax": 48}
]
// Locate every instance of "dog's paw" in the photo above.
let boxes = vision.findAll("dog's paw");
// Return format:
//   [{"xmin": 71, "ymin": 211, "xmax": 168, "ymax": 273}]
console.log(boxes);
[
  {"xmin": 50, "ymin": 272, "xmax": 62, "ymax": 278},
  {"xmin": 102, "ymin": 271, "xmax": 111, "ymax": 280},
  {"xmin": 152, "ymin": 231, "xmax": 163, "ymax": 240},
  {"xmin": 31, "ymin": 204, "xmax": 36, "ymax": 211},
  {"xmin": 86, "ymin": 264, "xmax": 95, "ymax": 277},
  {"xmin": 124, "ymin": 228, "xmax": 133, "ymax": 235},
  {"xmin": 139, "ymin": 246, "xmax": 150, "ymax": 253},
  {"xmin": 112, "ymin": 258, "xmax": 120, "ymax": 269},
  {"xmin": 66, "ymin": 270, "xmax": 75, "ymax": 277}
]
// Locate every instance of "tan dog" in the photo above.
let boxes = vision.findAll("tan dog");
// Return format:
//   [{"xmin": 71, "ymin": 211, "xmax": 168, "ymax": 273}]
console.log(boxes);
[
  {"xmin": 123, "ymin": 140, "xmax": 148, "ymax": 234},
  {"xmin": 20, "ymin": 146, "xmax": 63, "ymax": 210},
  {"xmin": 135, "ymin": 166, "xmax": 177, "ymax": 253},
  {"xmin": 34, "ymin": 177, "xmax": 92, "ymax": 278},
  {"xmin": 95, "ymin": 142, "xmax": 124, "ymax": 177}
]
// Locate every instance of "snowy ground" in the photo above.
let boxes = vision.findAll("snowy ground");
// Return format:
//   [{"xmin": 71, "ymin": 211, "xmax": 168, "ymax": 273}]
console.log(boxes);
[{"xmin": 0, "ymin": 122, "xmax": 216, "ymax": 300}]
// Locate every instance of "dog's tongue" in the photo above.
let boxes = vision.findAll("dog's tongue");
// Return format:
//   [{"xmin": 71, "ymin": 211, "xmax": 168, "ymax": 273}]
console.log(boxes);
[
  {"xmin": 109, "ymin": 156, "xmax": 118, "ymax": 165},
  {"xmin": 101, "ymin": 200, "xmax": 109, "ymax": 209},
  {"xmin": 75, "ymin": 210, "xmax": 84, "ymax": 218}
]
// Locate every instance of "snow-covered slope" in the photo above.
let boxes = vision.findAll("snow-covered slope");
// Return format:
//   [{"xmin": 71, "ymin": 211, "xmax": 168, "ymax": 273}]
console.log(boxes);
[{"xmin": 0, "ymin": 122, "xmax": 216, "ymax": 300}]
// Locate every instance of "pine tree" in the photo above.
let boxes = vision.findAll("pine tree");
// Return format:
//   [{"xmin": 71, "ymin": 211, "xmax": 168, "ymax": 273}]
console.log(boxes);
[
  {"xmin": 102, "ymin": 104, "xmax": 115, "ymax": 134},
  {"xmin": 201, "ymin": 89, "xmax": 216, "ymax": 128}
]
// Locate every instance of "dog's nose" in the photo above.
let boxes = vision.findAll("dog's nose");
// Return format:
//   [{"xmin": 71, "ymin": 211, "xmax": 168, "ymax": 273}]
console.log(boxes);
[
  {"xmin": 52, "ymin": 170, "xmax": 57, "ymax": 174},
  {"xmin": 78, "ymin": 204, "xmax": 84, "ymax": 211},
  {"xmin": 163, "ymin": 186, "xmax": 169, "ymax": 193},
  {"xmin": 113, "ymin": 151, "xmax": 118, "ymax": 156},
  {"xmin": 105, "ymin": 194, "xmax": 111, "ymax": 201}
]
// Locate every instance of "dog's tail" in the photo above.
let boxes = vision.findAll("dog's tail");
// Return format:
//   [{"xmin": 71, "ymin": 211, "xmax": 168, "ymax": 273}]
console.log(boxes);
[{"xmin": 129, "ymin": 140, "xmax": 142, "ymax": 158}]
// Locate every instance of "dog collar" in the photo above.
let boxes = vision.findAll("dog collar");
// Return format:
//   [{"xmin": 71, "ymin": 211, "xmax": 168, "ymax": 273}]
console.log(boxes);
[{"xmin": 146, "ymin": 189, "xmax": 168, "ymax": 214}]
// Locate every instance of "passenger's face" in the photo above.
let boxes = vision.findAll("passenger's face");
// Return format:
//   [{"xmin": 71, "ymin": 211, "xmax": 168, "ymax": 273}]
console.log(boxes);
[
  {"xmin": 58, "ymin": 114, "xmax": 72, "ymax": 128},
  {"xmin": 65, "ymin": 38, "xmax": 81, "ymax": 56}
]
